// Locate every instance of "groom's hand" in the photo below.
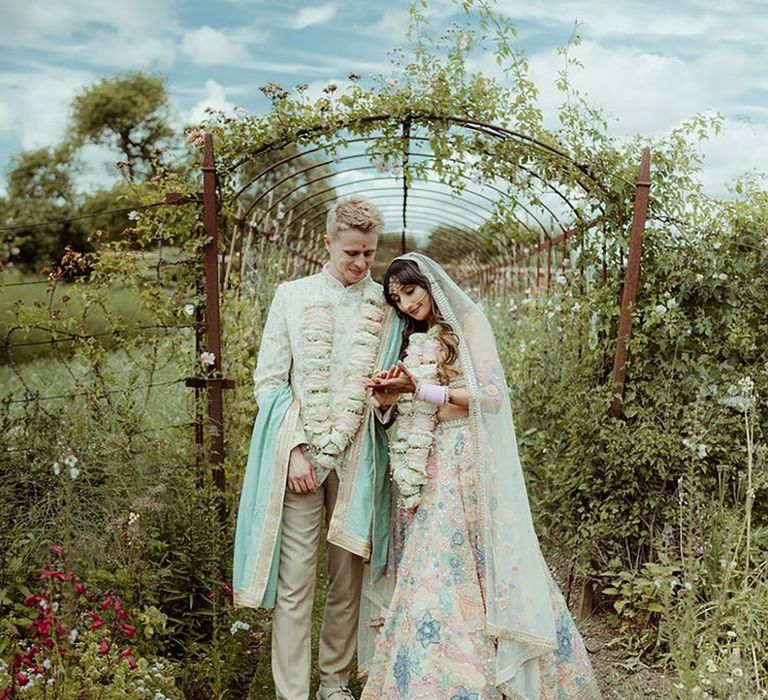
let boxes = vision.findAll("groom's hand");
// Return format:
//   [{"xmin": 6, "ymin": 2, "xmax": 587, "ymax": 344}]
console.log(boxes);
[{"xmin": 287, "ymin": 445, "xmax": 318, "ymax": 494}]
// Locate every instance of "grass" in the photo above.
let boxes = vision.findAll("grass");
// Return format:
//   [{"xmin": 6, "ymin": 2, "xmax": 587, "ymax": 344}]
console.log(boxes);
[{"xmin": 0, "ymin": 255, "xmax": 190, "ymax": 364}]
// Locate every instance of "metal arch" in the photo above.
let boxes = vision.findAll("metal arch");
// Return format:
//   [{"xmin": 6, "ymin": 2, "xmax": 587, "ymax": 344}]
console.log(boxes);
[
  {"xmin": 293, "ymin": 183, "xmax": 549, "ymax": 250},
  {"xmin": 233, "ymin": 135, "xmax": 387, "ymax": 201},
  {"xmin": 223, "ymin": 113, "xmax": 613, "ymax": 270},
  {"xmin": 285, "ymin": 177, "xmax": 496, "ymax": 217},
  {"xmin": 296, "ymin": 191, "xmax": 490, "ymax": 228},
  {"xmin": 278, "ymin": 209, "xmax": 488, "ymax": 260},
  {"xmin": 257, "ymin": 164, "xmax": 507, "ymax": 226},
  {"xmin": 253, "ymin": 159, "xmax": 550, "ymax": 245},
  {"xmin": 235, "ymin": 139, "xmax": 589, "ymax": 250},
  {"xmin": 226, "ymin": 112, "xmax": 609, "ymax": 198},
  {"xmin": 293, "ymin": 195, "xmax": 504, "ymax": 248},
  {"xmin": 250, "ymin": 152, "xmax": 561, "ymax": 245},
  {"xmin": 239, "ymin": 150, "xmax": 512, "ymax": 222},
  {"xmin": 285, "ymin": 183, "xmax": 498, "ymax": 224},
  {"xmin": 371, "ymin": 206, "xmax": 485, "ymax": 233},
  {"xmin": 241, "ymin": 148, "xmax": 580, "ymax": 239}
]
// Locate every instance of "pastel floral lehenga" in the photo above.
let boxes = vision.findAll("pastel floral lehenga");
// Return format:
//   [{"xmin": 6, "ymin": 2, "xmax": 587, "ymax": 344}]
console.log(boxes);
[{"xmin": 360, "ymin": 254, "xmax": 601, "ymax": 700}]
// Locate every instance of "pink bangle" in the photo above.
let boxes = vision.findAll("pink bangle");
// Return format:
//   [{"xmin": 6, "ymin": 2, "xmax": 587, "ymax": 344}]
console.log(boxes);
[{"xmin": 416, "ymin": 381, "xmax": 449, "ymax": 406}]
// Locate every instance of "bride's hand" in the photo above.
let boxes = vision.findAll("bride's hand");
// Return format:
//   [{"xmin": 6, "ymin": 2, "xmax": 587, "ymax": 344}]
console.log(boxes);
[
  {"xmin": 366, "ymin": 362, "xmax": 417, "ymax": 395},
  {"xmin": 366, "ymin": 364, "xmax": 401, "ymax": 407}
]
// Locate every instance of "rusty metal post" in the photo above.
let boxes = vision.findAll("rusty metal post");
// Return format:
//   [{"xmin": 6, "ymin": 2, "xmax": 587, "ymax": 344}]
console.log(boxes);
[
  {"xmin": 202, "ymin": 133, "xmax": 227, "ymax": 491},
  {"xmin": 610, "ymin": 147, "xmax": 651, "ymax": 417}
]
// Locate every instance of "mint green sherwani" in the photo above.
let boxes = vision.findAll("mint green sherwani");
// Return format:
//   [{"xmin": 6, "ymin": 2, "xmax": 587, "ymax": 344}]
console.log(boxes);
[{"xmin": 233, "ymin": 268, "xmax": 402, "ymax": 610}]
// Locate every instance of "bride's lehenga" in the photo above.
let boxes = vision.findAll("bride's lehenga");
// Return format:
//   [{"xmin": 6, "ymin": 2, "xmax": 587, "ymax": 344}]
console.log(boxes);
[{"xmin": 362, "ymin": 412, "xmax": 600, "ymax": 700}]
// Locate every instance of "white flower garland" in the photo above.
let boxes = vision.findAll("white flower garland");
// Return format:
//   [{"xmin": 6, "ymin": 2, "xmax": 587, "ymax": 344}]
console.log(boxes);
[
  {"xmin": 390, "ymin": 325, "xmax": 441, "ymax": 509},
  {"xmin": 301, "ymin": 285, "xmax": 385, "ymax": 471}
]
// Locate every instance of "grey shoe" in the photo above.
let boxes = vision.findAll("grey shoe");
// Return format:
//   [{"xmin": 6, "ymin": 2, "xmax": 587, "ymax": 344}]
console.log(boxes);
[{"xmin": 316, "ymin": 686, "xmax": 355, "ymax": 700}]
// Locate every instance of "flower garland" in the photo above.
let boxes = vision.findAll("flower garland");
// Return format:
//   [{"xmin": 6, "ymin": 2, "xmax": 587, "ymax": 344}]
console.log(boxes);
[
  {"xmin": 390, "ymin": 325, "xmax": 441, "ymax": 509},
  {"xmin": 301, "ymin": 285, "xmax": 385, "ymax": 471}
]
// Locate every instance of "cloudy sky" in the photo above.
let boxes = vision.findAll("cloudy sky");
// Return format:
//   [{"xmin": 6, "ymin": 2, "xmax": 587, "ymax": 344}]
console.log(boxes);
[{"xmin": 1, "ymin": 0, "xmax": 767, "ymax": 198}]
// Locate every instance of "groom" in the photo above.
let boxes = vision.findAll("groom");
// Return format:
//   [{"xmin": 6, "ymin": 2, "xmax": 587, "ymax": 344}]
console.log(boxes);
[{"xmin": 233, "ymin": 197, "xmax": 400, "ymax": 700}]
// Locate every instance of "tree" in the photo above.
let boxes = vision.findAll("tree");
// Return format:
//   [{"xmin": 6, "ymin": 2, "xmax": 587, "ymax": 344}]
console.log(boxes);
[
  {"xmin": 1, "ymin": 145, "xmax": 92, "ymax": 270},
  {"xmin": 69, "ymin": 72, "xmax": 174, "ymax": 181}
]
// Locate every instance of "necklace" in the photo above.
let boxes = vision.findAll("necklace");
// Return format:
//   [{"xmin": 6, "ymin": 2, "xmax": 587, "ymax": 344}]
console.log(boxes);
[
  {"xmin": 301, "ymin": 284, "xmax": 385, "ymax": 471},
  {"xmin": 390, "ymin": 325, "xmax": 441, "ymax": 508}
]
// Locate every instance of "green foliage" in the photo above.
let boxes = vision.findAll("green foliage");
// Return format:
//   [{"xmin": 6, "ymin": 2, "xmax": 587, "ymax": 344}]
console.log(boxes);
[
  {"xmin": 3, "ymin": 0, "xmax": 768, "ymax": 694},
  {"xmin": 69, "ymin": 72, "xmax": 175, "ymax": 181}
]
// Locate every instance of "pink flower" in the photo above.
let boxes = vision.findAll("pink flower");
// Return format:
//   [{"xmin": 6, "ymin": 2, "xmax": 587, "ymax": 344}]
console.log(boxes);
[
  {"xmin": 186, "ymin": 128, "xmax": 206, "ymax": 147},
  {"xmin": 51, "ymin": 546, "xmax": 62, "ymax": 556},
  {"xmin": 99, "ymin": 639, "xmax": 109, "ymax": 655}
]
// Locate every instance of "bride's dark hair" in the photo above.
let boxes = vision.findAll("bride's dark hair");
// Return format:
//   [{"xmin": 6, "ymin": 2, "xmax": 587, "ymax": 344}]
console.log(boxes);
[{"xmin": 382, "ymin": 258, "xmax": 459, "ymax": 383}]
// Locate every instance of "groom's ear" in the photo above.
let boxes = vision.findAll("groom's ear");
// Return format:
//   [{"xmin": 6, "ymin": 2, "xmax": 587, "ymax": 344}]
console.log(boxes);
[{"xmin": 323, "ymin": 235, "xmax": 332, "ymax": 254}]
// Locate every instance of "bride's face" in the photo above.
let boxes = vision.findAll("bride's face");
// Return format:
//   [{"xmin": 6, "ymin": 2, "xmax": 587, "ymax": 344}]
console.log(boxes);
[{"xmin": 388, "ymin": 281, "xmax": 432, "ymax": 322}]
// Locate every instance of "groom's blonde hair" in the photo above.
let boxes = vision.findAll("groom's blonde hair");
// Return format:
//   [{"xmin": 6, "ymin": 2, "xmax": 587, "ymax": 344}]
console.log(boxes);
[{"xmin": 326, "ymin": 197, "xmax": 384, "ymax": 239}]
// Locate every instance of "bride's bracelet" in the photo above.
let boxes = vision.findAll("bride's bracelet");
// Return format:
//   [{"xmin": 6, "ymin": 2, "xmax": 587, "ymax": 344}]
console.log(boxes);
[{"xmin": 415, "ymin": 381, "xmax": 449, "ymax": 406}]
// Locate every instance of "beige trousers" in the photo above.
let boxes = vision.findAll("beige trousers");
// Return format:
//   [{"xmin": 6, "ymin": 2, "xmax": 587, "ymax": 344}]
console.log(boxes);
[{"xmin": 271, "ymin": 471, "xmax": 364, "ymax": 700}]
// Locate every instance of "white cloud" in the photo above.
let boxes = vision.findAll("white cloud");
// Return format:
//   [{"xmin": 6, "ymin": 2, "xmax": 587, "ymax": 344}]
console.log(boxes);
[
  {"xmin": 495, "ymin": 0, "xmax": 764, "ymax": 43},
  {"xmin": 63, "ymin": 34, "xmax": 176, "ymax": 71},
  {"xmin": 184, "ymin": 80, "xmax": 237, "ymax": 125},
  {"xmin": 0, "ymin": 0, "xmax": 175, "ymax": 49},
  {"xmin": 180, "ymin": 25, "xmax": 267, "ymax": 66},
  {"xmin": 291, "ymin": 3, "xmax": 338, "ymax": 30},
  {"xmin": 698, "ymin": 118, "xmax": 768, "ymax": 196},
  {"xmin": 537, "ymin": 41, "xmax": 754, "ymax": 137},
  {"xmin": 0, "ymin": 67, "xmax": 94, "ymax": 153},
  {"xmin": 73, "ymin": 143, "xmax": 126, "ymax": 192}
]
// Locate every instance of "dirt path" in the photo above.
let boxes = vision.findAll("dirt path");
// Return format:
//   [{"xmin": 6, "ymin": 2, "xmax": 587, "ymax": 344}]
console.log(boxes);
[{"xmin": 545, "ymin": 545, "xmax": 672, "ymax": 699}]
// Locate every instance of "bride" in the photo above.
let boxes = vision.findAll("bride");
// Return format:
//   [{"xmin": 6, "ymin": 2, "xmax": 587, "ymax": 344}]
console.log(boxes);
[{"xmin": 360, "ymin": 253, "xmax": 601, "ymax": 699}]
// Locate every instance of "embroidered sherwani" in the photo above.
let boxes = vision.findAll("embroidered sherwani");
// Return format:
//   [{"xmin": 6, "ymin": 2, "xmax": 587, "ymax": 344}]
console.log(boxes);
[
  {"xmin": 233, "ymin": 267, "xmax": 401, "ymax": 700},
  {"xmin": 253, "ymin": 268, "xmax": 382, "ymax": 484}
]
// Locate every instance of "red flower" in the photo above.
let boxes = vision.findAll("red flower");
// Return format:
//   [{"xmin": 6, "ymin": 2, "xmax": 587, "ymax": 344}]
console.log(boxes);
[
  {"xmin": 75, "ymin": 583, "xmax": 86, "ymax": 595},
  {"xmin": 99, "ymin": 639, "xmax": 109, "ymax": 655},
  {"xmin": 86, "ymin": 611, "xmax": 104, "ymax": 630},
  {"xmin": 24, "ymin": 594, "xmax": 42, "ymax": 607},
  {"xmin": 51, "ymin": 546, "xmax": 62, "ymax": 556},
  {"xmin": 15, "ymin": 672, "xmax": 28, "ymax": 686},
  {"xmin": 121, "ymin": 624, "xmax": 136, "ymax": 638},
  {"xmin": 117, "ymin": 610, "xmax": 128, "ymax": 621},
  {"xmin": 39, "ymin": 568, "xmax": 67, "ymax": 582},
  {"xmin": 34, "ymin": 618, "xmax": 52, "ymax": 637},
  {"xmin": 100, "ymin": 596, "xmax": 113, "ymax": 611}
]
